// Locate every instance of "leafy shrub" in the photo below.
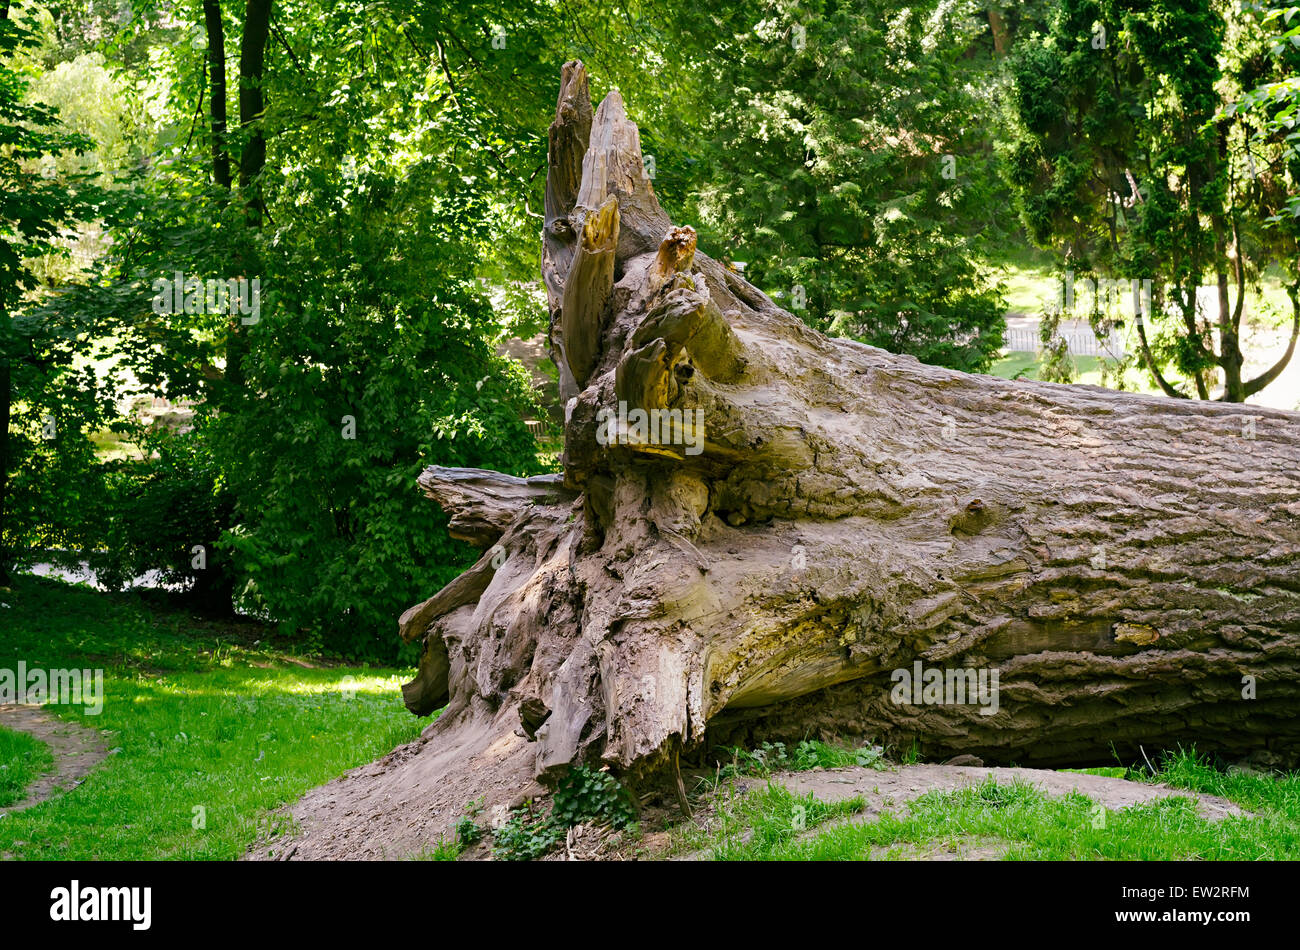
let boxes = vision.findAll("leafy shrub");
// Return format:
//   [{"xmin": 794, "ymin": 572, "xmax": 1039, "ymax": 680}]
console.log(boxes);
[
  {"xmin": 94, "ymin": 420, "xmax": 235, "ymax": 611},
  {"xmin": 551, "ymin": 764, "xmax": 636, "ymax": 830},
  {"xmin": 491, "ymin": 810, "xmax": 563, "ymax": 862},
  {"xmin": 455, "ymin": 799, "xmax": 484, "ymax": 847},
  {"xmin": 492, "ymin": 764, "xmax": 637, "ymax": 861},
  {"xmin": 214, "ymin": 252, "xmax": 546, "ymax": 660}
]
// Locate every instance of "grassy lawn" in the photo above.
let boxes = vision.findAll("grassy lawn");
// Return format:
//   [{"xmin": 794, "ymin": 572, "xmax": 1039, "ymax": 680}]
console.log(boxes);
[
  {"xmin": 988, "ymin": 351, "xmax": 1105, "ymax": 382},
  {"xmin": 0, "ymin": 727, "xmax": 54, "ymax": 807},
  {"xmin": 677, "ymin": 750, "xmax": 1300, "ymax": 861},
  {"xmin": 984, "ymin": 351, "xmax": 1170, "ymax": 394},
  {"xmin": 987, "ymin": 243, "xmax": 1062, "ymax": 315},
  {"xmin": 0, "ymin": 576, "xmax": 424, "ymax": 859}
]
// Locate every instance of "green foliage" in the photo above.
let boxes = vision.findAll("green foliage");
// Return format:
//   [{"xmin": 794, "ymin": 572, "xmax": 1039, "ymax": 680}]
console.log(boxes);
[
  {"xmin": 1005, "ymin": 0, "xmax": 1300, "ymax": 400},
  {"xmin": 491, "ymin": 808, "xmax": 564, "ymax": 862},
  {"xmin": 193, "ymin": 3, "xmax": 563, "ymax": 655},
  {"xmin": 551, "ymin": 763, "xmax": 636, "ymax": 830},
  {"xmin": 1226, "ymin": 5, "xmax": 1300, "ymax": 222},
  {"xmin": 492, "ymin": 763, "xmax": 637, "ymax": 860},
  {"xmin": 2, "ymin": 359, "xmax": 116, "ymax": 566},
  {"xmin": 10, "ymin": 1, "xmax": 567, "ymax": 654},
  {"xmin": 1035, "ymin": 306, "xmax": 1076, "ymax": 384},
  {"xmin": 716, "ymin": 739, "xmax": 884, "ymax": 778},
  {"xmin": 94, "ymin": 419, "xmax": 235, "ymax": 609},
  {"xmin": 23, "ymin": 50, "xmax": 153, "ymax": 184},
  {"xmin": 0, "ymin": 2, "xmax": 109, "ymax": 579},
  {"xmin": 455, "ymin": 799, "xmax": 485, "ymax": 848},
  {"xmin": 0, "ymin": 5, "xmax": 99, "ymax": 313},
  {"xmin": 681, "ymin": 0, "xmax": 1009, "ymax": 372},
  {"xmin": 412, "ymin": 837, "xmax": 463, "ymax": 861}
]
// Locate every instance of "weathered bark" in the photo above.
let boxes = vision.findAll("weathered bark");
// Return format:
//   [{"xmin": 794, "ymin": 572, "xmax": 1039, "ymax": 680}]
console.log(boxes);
[
  {"xmin": 237, "ymin": 0, "xmax": 271, "ymax": 203},
  {"xmin": 397, "ymin": 62, "xmax": 1300, "ymax": 803}
]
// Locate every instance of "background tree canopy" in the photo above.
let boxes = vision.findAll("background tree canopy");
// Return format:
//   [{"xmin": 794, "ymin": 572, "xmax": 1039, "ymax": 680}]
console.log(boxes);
[{"xmin": 2, "ymin": 0, "xmax": 1297, "ymax": 658}]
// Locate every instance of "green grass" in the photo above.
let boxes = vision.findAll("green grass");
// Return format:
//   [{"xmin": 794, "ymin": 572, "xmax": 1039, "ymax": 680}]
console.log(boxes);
[
  {"xmin": 682, "ymin": 749, "xmax": 1300, "ymax": 861},
  {"xmin": 987, "ymin": 351, "xmax": 1108, "ymax": 383},
  {"xmin": 0, "ymin": 575, "xmax": 426, "ymax": 859},
  {"xmin": 0, "ymin": 726, "xmax": 54, "ymax": 808},
  {"xmin": 674, "ymin": 783, "xmax": 869, "ymax": 860},
  {"xmin": 712, "ymin": 739, "xmax": 885, "ymax": 778},
  {"xmin": 88, "ymin": 427, "xmax": 141, "ymax": 462},
  {"xmin": 1060, "ymin": 766, "xmax": 1128, "ymax": 779},
  {"xmin": 987, "ymin": 350, "xmax": 1171, "ymax": 395},
  {"xmin": 410, "ymin": 837, "xmax": 463, "ymax": 860},
  {"xmin": 986, "ymin": 243, "xmax": 1061, "ymax": 315}
]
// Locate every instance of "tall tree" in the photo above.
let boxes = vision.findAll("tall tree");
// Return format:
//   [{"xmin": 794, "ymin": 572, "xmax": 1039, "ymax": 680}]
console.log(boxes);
[
  {"xmin": 683, "ymin": 0, "xmax": 1009, "ymax": 372},
  {"xmin": 202, "ymin": 0, "xmax": 231, "ymax": 190},
  {"xmin": 1006, "ymin": 0, "xmax": 1300, "ymax": 401}
]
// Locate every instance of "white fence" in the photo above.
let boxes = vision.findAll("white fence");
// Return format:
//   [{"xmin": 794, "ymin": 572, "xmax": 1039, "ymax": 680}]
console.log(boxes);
[{"xmin": 1003, "ymin": 326, "xmax": 1127, "ymax": 358}]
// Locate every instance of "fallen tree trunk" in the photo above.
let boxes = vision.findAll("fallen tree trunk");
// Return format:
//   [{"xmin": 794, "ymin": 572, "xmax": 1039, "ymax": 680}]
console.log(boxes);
[
  {"xmin": 374, "ymin": 63, "xmax": 1300, "ymax": 840},
  {"xmin": 263, "ymin": 62, "xmax": 1300, "ymax": 858},
  {"xmin": 400, "ymin": 62, "xmax": 1300, "ymax": 780}
]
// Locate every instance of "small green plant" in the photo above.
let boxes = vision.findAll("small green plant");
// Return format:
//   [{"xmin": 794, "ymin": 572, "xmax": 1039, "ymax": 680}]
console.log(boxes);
[
  {"xmin": 853, "ymin": 745, "xmax": 885, "ymax": 768},
  {"xmin": 551, "ymin": 764, "xmax": 636, "ymax": 830},
  {"xmin": 455, "ymin": 798, "xmax": 485, "ymax": 847},
  {"xmin": 716, "ymin": 740, "xmax": 885, "ymax": 778},
  {"xmin": 899, "ymin": 739, "xmax": 923, "ymax": 765},
  {"xmin": 412, "ymin": 837, "xmax": 462, "ymax": 860},
  {"xmin": 492, "ymin": 808, "xmax": 564, "ymax": 861},
  {"xmin": 717, "ymin": 741, "xmax": 789, "ymax": 778},
  {"xmin": 491, "ymin": 764, "xmax": 638, "ymax": 860}
]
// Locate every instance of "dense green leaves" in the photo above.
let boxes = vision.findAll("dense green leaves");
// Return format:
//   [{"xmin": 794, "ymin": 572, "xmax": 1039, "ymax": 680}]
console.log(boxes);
[
  {"xmin": 14, "ymin": 0, "xmax": 1297, "ymax": 658},
  {"xmin": 676, "ymin": 0, "xmax": 1009, "ymax": 372},
  {"xmin": 1005, "ymin": 0, "xmax": 1300, "ymax": 400}
]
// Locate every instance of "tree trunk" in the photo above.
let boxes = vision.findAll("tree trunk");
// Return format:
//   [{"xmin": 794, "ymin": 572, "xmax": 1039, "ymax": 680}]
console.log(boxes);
[
  {"xmin": 237, "ymin": 0, "xmax": 270, "ymax": 205},
  {"xmin": 224, "ymin": 0, "xmax": 271, "ymax": 396},
  {"xmin": 202, "ymin": 0, "xmax": 232, "ymax": 191},
  {"xmin": 987, "ymin": 6, "xmax": 1010, "ymax": 56},
  {"xmin": 279, "ymin": 63, "xmax": 1300, "ymax": 857}
]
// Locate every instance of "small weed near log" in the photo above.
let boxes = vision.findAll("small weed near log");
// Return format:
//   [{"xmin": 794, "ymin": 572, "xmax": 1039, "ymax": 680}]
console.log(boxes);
[
  {"xmin": 714, "ymin": 740, "xmax": 885, "ymax": 779},
  {"xmin": 490, "ymin": 764, "xmax": 637, "ymax": 861}
]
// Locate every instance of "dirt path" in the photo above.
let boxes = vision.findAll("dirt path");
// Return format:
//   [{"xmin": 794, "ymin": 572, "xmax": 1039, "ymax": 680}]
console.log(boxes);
[
  {"xmin": 771, "ymin": 763, "xmax": 1248, "ymax": 821},
  {"xmin": 0, "ymin": 704, "xmax": 111, "ymax": 817}
]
